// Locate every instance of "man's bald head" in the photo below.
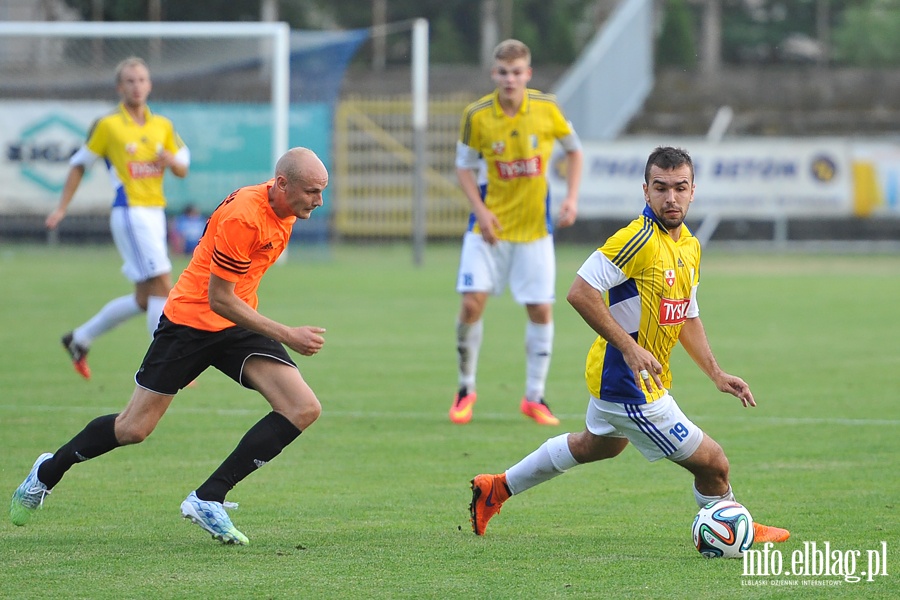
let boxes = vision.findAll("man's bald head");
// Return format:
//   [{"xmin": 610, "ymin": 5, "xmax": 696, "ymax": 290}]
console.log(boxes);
[
  {"xmin": 269, "ymin": 147, "xmax": 329, "ymax": 220},
  {"xmin": 275, "ymin": 147, "xmax": 327, "ymax": 185}
]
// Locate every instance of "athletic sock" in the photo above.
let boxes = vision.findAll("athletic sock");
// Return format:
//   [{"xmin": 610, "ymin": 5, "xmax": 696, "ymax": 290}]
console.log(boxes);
[
  {"xmin": 74, "ymin": 295, "xmax": 142, "ymax": 347},
  {"xmin": 456, "ymin": 319, "xmax": 483, "ymax": 392},
  {"xmin": 693, "ymin": 483, "xmax": 735, "ymax": 508},
  {"xmin": 505, "ymin": 433, "xmax": 577, "ymax": 495},
  {"xmin": 146, "ymin": 295, "xmax": 167, "ymax": 339},
  {"xmin": 195, "ymin": 412, "xmax": 301, "ymax": 503},
  {"xmin": 37, "ymin": 413, "xmax": 120, "ymax": 489},
  {"xmin": 524, "ymin": 321, "xmax": 553, "ymax": 402}
]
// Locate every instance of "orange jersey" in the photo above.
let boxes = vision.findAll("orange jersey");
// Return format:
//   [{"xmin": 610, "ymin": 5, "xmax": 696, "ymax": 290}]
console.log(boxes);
[{"xmin": 164, "ymin": 180, "xmax": 295, "ymax": 331}]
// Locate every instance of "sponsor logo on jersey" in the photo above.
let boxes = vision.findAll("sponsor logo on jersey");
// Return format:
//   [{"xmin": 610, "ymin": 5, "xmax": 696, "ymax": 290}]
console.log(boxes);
[
  {"xmin": 127, "ymin": 161, "xmax": 164, "ymax": 179},
  {"xmin": 664, "ymin": 269, "xmax": 676, "ymax": 287},
  {"xmin": 659, "ymin": 297, "xmax": 690, "ymax": 325},
  {"xmin": 492, "ymin": 141, "xmax": 505, "ymax": 155},
  {"xmin": 677, "ymin": 257, "xmax": 685, "ymax": 267},
  {"xmin": 495, "ymin": 156, "xmax": 542, "ymax": 180},
  {"xmin": 260, "ymin": 241, "xmax": 274, "ymax": 250}
]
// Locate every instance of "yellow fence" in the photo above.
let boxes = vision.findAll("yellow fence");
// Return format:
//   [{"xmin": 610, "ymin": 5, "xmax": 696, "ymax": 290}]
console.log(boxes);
[{"xmin": 333, "ymin": 95, "xmax": 472, "ymax": 238}]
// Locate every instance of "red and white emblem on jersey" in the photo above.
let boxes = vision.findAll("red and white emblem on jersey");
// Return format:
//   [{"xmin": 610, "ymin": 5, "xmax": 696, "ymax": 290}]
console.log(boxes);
[
  {"xmin": 128, "ymin": 161, "xmax": 164, "ymax": 179},
  {"xmin": 495, "ymin": 156, "xmax": 542, "ymax": 180},
  {"xmin": 492, "ymin": 141, "xmax": 505, "ymax": 155},
  {"xmin": 659, "ymin": 297, "xmax": 690, "ymax": 325},
  {"xmin": 125, "ymin": 142, "xmax": 138, "ymax": 155},
  {"xmin": 664, "ymin": 269, "xmax": 676, "ymax": 287}
]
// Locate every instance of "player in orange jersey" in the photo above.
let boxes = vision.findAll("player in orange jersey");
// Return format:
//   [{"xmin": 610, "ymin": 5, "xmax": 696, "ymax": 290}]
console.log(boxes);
[{"xmin": 13, "ymin": 148, "xmax": 328, "ymax": 545}]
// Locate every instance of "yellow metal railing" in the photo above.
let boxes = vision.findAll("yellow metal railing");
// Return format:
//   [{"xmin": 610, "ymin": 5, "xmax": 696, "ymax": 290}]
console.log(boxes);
[{"xmin": 334, "ymin": 95, "xmax": 472, "ymax": 238}]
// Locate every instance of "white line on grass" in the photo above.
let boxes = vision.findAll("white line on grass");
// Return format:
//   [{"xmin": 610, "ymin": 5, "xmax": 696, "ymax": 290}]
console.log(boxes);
[{"xmin": 1, "ymin": 404, "xmax": 898, "ymax": 426}]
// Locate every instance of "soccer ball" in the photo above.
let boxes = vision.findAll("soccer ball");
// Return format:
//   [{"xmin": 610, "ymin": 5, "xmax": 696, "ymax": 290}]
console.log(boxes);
[{"xmin": 691, "ymin": 500, "xmax": 754, "ymax": 558}]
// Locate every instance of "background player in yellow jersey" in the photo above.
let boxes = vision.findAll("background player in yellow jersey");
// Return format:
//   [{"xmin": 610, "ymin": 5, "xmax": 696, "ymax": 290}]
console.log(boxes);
[
  {"xmin": 45, "ymin": 56, "xmax": 190, "ymax": 380},
  {"xmin": 450, "ymin": 39, "xmax": 583, "ymax": 426},
  {"xmin": 468, "ymin": 146, "xmax": 790, "ymax": 545},
  {"xmin": 12, "ymin": 148, "xmax": 328, "ymax": 545}
]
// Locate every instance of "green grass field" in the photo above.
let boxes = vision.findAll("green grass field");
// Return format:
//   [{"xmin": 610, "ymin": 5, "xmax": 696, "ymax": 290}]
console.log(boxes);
[{"xmin": 1, "ymin": 242, "xmax": 898, "ymax": 599}]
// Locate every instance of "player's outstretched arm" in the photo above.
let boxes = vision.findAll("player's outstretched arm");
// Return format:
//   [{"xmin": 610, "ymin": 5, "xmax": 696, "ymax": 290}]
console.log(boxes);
[
  {"xmin": 567, "ymin": 275, "xmax": 664, "ymax": 392},
  {"xmin": 456, "ymin": 167, "xmax": 500, "ymax": 244},
  {"xmin": 208, "ymin": 273, "xmax": 325, "ymax": 357},
  {"xmin": 556, "ymin": 147, "xmax": 583, "ymax": 228},
  {"xmin": 679, "ymin": 317, "xmax": 755, "ymax": 407},
  {"xmin": 46, "ymin": 166, "xmax": 86, "ymax": 229}
]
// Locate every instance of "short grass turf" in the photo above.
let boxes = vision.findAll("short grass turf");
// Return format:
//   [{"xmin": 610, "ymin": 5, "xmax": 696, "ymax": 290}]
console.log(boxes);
[{"xmin": 1, "ymin": 242, "xmax": 897, "ymax": 599}]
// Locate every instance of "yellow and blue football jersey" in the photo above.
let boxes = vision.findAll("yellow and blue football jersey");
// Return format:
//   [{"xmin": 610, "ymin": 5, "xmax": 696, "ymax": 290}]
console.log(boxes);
[
  {"xmin": 458, "ymin": 89, "xmax": 574, "ymax": 242},
  {"xmin": 84, "ymin": 104, "xmax": 186, "ymax": 209},
  {"xmin": 577, "ymin": 205, "xmax": 702, "ymax": 404}
]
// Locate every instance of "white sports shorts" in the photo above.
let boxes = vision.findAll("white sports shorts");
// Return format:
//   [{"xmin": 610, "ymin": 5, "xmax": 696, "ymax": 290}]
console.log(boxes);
[
  {"xmin": 455, "ymin": 231, "xmax": 555, "ymax": 304},
  {"xmin": 110, "ymin": 205, "xmax": 172, "ymax": 283},
  {"xmin": 585, "ymin": 394, "xmax": 704, "ymax": 462}
]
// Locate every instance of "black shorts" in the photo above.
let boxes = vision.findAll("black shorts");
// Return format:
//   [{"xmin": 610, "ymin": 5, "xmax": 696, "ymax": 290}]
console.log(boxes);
[{"xmin": 135, "ymin": 315, "xmax": 297, "ymax": 395}]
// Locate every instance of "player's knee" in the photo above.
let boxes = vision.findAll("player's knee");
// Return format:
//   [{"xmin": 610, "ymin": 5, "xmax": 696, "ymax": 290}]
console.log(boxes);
[
  {"xmin": 569, "ymin": 430, "xmax": 625, "ymax": 463},
  {"xmin": 460, "ymin": 295, "xmax": 485, "ymax": 322},
  {"xmin": 114, "ymin": 420, "xmax": 154, "ymax": 445},
  {"xmin": 705, "ymin": 443, "xmax": 730, "ymax": 483},
  {"xmin": 285, "ymin": 395, "xmax": 321, "ymax": 431}
]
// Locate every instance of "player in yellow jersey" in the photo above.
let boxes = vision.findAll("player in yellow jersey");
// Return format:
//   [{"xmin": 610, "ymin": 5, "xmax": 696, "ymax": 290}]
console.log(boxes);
[
  {"xmin": 46, "ymin": 57, "xmax": 190, "ymax": 380},
  {"xmin": 12, "ymin": 148, "xmax": 328, "ymax": 545},
  {"xmin": 449, "ymin": 39, "xmax": 583, "ymax": 426},
  {"xmin": 468, "ymin": 146, "xmax": 790, "ymax": 545}
]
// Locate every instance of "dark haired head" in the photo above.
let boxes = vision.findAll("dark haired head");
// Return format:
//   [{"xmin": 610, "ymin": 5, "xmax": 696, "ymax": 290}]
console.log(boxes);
[{"xmin": 644, "ymin": 147, "xmax": 693, "ymax": 183}]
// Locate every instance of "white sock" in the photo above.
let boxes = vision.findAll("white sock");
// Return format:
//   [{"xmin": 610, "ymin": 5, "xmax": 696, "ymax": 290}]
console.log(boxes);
[
  {"xmin": 525, "ymin": 321, "xmax": 553, "ymax": 402},
  {"xmin": 146, "ymin": 295, "xmax": 167, "ymax": 339},
  {"xmin": 456, "ymin": 319, "xmax": 483, "ymax": 392},
  {"xmin": 693, "ymin": 483, "xmax": 735, "ymax": 508},
  {"xmin": 506, "ymin": 433, "xmax": 577, "ymax": 495},
  {"xmin": 74, "ymin": 294, "xmax": 142, "ymax": 347}
]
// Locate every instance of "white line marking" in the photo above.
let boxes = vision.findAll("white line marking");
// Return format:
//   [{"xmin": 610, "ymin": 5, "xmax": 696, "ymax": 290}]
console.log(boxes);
[{"xmin": 1, "ymin": 405, "xmax": 898, "ymax": 426}]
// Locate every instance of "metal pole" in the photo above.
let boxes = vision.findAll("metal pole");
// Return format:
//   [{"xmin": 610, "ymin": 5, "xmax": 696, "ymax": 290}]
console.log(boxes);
[{"xmin": 411, "ymin": 18, "xmax": 429, "ymax": 266}]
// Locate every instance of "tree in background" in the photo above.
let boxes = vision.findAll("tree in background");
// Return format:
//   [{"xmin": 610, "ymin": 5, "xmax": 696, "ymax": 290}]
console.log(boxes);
[
  {"xmin": 832, "ymin": 0, "xmax": 900, "ymax": 66},
  {"xmin": 655, "ymin": 0, "xmax": 697, "ymax": 69},
  {"xmin": 61, "ymin": 0, "xmax": 595, "ymax": 65},
  {"xmin": 60, "ymin": 0, "xmax": 899, "ymax": 68}
]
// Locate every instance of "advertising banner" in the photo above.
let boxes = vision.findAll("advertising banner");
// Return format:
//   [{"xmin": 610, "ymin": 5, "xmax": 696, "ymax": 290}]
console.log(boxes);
[
  {"xmin": 0, "ymin": 101, "xmax": 114, "ymax": 214},
  {"xmin": 548, "ymin": 138, "xmax": 858, "ymax": 218},
  {"xmin": 0, "ymin": 100, "xmax": 332, "ymax": 216}
]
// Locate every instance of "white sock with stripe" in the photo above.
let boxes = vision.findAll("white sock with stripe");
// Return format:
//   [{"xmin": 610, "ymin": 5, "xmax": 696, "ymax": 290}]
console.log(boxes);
[
  {"xmin": 456, "ymin": 319, "xmax": 482, "ymax": 392},
  {"xmin": 146, "ymin": 295, "xmax": 167, "ymax": 338},
  {"xmin": 693, "ymin": 483, "xmax": 735, "ymax": 508},
  {"xmin": 74, "ymin": 294, "xmax": 142, "ymax": 347},
  {"xmin": 525, "ymin": 321, "xmax": 553, "ymax": 402},
  {"xmin": 505, "ymin": 433, "xmax": 577, "ymax": 495}
]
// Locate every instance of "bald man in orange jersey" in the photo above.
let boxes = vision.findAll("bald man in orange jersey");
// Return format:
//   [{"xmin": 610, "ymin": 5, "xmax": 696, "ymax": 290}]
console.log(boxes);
[{"xmin": 13, "ymin": 148, "xmax": 328, "ymax": 546}]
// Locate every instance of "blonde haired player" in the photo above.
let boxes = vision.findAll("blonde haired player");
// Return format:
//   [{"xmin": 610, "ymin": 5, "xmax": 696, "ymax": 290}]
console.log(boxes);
[
  {"xmin": 450, "ymin": 39, "xmax": 583, "ymax": 425},
  {"xmin": 468, "ymin": 146, "xmax": 790, "ymax": 546},
  {"xmin": 46, "ymin": 56, "xmax": 190, "ymax": 379}
]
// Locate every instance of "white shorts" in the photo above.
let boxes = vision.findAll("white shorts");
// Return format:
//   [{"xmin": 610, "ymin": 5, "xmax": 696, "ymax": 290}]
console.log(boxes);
[
  {"xmin": 585, "ymin": 394, "xmax": 703, "ymax": 462},
  {"xmin": 455, "ymin": 231, "xmax": 555, "ymax": 304},
  {"xmin": 110, "ymin": 206, "xmax": 172, "ymax": 283}
]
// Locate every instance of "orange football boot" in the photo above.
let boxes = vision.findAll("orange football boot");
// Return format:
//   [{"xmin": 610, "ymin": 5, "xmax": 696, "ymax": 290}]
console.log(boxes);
[
  {"xmin": 520, "ymin": 397, "xmax": 560, "ymax": 426},
  {"xmin": 449, "ymin": 388, "xmax": 477, "ymax": 424},
  {"xmin": 61, "ymin": 332, "xmax": 91, "ymax": 380},
  {"xmin": 469, "ymin": 473, "xmax": 510, "ymax": 535},
  {"xmin": 753, "ymin": 522, "xmax": 791, "ymax": 543}
]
